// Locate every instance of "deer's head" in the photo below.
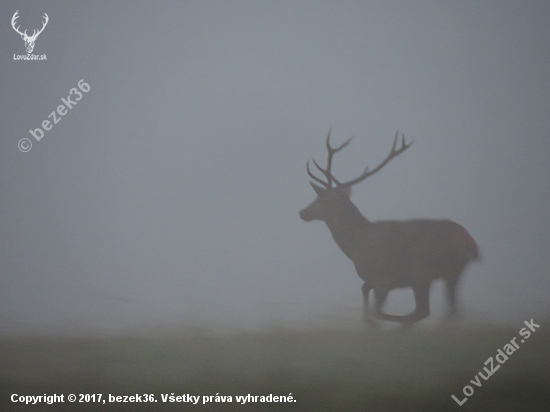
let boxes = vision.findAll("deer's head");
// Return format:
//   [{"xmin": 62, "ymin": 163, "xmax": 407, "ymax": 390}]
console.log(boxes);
[
  {"xmin": 12, "ymin": 11, "xmax": 49, "ymax": 54},
  {"xmin": 299, "ymin": 129, "xmax": 412, "ymax": 223},
  {"xmin": 299, "ymin": 180, "xmax": 353, "ymax": 222}
]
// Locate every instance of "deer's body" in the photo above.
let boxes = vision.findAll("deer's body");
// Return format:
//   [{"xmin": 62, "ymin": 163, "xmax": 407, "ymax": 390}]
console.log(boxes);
[
  {"xmin": 300, "ymin": 130, "xmax": 479, "ymax": 325},
  {"xmin": 328, "ymin": 215, "xmax": 478, "ymax": 286}
]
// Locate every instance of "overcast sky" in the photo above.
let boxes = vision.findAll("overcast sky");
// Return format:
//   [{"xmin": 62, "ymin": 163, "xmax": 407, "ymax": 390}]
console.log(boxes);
[{"xmin": 0, "ymin": 1, "xmax": 549, "ymax": 334}]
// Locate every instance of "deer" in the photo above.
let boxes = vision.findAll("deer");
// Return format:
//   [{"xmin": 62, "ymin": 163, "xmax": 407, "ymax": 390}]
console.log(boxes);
[
  {"xmin": 11, "ymin": 10, "xmax": 49, "ymax": 54},
  {"xmin": 299, "ymin": 130, "xmax": 479, "ymax": 325}
]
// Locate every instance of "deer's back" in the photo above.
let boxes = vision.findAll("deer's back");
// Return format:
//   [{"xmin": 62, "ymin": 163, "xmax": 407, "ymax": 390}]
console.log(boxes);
[{"xmin": 356, "ymin": 218, "xmax": 478, "ymax": 285}]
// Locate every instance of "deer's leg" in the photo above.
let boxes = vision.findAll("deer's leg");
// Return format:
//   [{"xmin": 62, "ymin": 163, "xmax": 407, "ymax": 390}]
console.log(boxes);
[
  {"xmin": 375, "ymin": 282, "xmax": 430, "ymax": 325},
  {"xmin": 444, "ymin": 274, "xmax": 461, "ymax": 320},
  {"xmin": 407, "ymin": 282, "xmax": 431, "ymax": 323},
  {"xmin": 374, "ymin": 288, "xmax": 389, "ymax": 315},
  {"xmin": 361, "ymin": 283, "xmax": 376, "ymax": 325}
]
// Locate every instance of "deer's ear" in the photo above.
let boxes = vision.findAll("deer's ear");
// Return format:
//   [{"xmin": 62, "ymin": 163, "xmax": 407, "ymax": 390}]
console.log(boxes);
[
  {"xmin": 341, "ymin": 186, "xmax": 352, "ymax": 197},
  {"xmin": 309, "ymin": 182, "xmax": 326, "ymax": 196}
]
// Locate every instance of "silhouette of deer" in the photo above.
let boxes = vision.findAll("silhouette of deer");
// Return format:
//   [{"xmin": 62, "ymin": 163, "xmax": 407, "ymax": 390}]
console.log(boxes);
[{"xmin": 300, "ymin": 130, "xmax": 479, "ymax": 325}]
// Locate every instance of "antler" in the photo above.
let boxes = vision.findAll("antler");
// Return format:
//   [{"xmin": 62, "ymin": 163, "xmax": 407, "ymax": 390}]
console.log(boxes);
[
  {"xmin": 306, "ymin": 129, "xmax": 353, "ymax": 188},
  {"xmin": 11, "ymin": 11, "xmax": 26, "ymax": 37},
  {"xmin": 29, "ymin": 13, "xmax": 49, "ymax": 40},
  {"xmin": 11, "ymin": 11, "xmax": 48, "ymax": 40},
  {"xmin": 335, "ymin": 130, "xmax": 413, "ymax": 188}
]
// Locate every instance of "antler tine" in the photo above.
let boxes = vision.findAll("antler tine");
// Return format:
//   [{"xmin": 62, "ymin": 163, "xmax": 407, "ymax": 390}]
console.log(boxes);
[
  {"xmin": 311, "ymin": 157, "xmax": 326, "ymax": 175},
  {"xmin": 38, "ymin": 13, "xmax": 48, "ymax": 33},
  {"xmin": 322, "ymin": 129, "xmax": 335, "ymax": 187},
  {"xmin": 318, "ymin": 129, "xmax": 354, "ymax": 187},
  {"xmin": 11, "ymin": 10, "xmax": 26, "ymax": 36},
  {"xmin": 337, "ymin": 130, "xmax": 413, "ymax": 188},
  {"xmin": 307, "ymin": 159, "xmax": 330, "ymax": 188},
  {"xmin": 326, "ymin": 129, "xmax": 354, "ymax": 153},
  {"xmin": 30, "ymin": 12, "xmax": 49, "ymax": 39},
  {"xmin": 306, "ymin": 129, "xmax": 355, "ymax": 188}
]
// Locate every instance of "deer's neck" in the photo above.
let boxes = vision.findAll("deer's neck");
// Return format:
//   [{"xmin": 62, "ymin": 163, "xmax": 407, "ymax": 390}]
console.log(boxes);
[{"xmin": 325, "ymin": 202, "xmax": 371, "ymax": 261}]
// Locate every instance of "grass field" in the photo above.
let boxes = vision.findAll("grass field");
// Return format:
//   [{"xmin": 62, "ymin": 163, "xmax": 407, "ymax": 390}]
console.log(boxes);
[{"xmin": 1, "ymin": 320, "xmax": 549, "ymax": 411}]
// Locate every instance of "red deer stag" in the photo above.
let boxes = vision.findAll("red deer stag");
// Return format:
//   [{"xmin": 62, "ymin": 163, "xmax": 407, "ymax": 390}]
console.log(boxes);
[{"xmin": 299, "ymin": 130, "xmax": 479, "ymax": 325}]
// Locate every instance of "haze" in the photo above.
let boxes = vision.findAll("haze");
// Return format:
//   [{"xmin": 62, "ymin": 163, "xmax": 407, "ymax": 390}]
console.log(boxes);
[{"xmin": 1, "ymin": 1, "xmax": 549, "ymax": 335}]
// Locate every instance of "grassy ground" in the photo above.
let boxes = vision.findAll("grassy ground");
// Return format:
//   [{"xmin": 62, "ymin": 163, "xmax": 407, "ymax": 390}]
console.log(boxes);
[{"xmin": 1, "ymin": 320, "xmax": 549, "ymax": 411}]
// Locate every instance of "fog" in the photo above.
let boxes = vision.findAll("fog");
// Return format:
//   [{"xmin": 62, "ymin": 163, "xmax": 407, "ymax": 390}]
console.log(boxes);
[{"xmin": 1, "ymin": 1, "xmax": 549, "ymax": 335}]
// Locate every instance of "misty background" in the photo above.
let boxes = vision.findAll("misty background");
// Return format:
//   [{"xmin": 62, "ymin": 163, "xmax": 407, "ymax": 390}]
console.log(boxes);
[{"xmin": 0, "ymin": 1, "xmax": 548, "ymax": 335}]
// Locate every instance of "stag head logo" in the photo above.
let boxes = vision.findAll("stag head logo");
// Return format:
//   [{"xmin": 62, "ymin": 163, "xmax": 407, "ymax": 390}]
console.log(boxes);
[{"xmin": 11, "ymin": 10, "xmax": 49, "ymax": 54}]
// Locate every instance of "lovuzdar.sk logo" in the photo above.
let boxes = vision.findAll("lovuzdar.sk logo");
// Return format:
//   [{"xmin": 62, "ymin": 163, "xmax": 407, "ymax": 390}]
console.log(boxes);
[{"xmin": 11, "ymin": 10, "xmax": 48, "ymax": 60}]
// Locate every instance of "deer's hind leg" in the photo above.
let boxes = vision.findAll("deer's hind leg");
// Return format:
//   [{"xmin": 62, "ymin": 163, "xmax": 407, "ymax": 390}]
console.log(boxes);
[
  {"xmin": 407, "ymin": 281, "xmax": 431, "ymax": 323},
  {"xmin": 361, "ymin": 283, "xmax": 377, "ymax": 326},
  {"xmin": 444, "ymin": 261, "xmax": 467, "ymax": 320},
  {"xmin": 374, "ymin": 288, "xmax": 389, "ymax": 315}
]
